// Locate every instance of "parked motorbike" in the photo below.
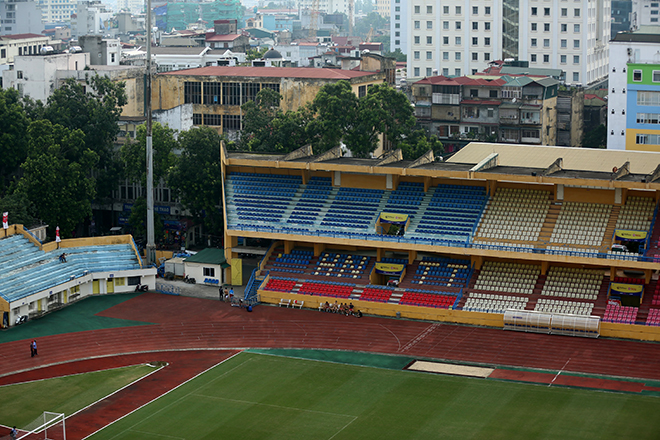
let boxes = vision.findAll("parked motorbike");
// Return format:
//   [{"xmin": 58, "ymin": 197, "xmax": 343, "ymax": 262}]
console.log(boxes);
[{"xmin": 184, "ymin": 275, "xmax": 196, "ymax": 284}]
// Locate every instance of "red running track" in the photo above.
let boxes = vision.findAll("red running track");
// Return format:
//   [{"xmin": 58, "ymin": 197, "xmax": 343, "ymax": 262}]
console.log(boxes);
[{"xmin": 2, "ymin": 292, "xmax": 660, "ymax": 439}]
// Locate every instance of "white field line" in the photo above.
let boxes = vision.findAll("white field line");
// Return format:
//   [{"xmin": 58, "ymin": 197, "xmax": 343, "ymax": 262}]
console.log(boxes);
[{"xmin": 548, "ymin": 358, "xmax": 571, "ymax": 387}]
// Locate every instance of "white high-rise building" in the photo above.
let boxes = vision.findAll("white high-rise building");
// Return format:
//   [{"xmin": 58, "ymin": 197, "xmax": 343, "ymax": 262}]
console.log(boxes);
[
  {"xmin": 390, "ymin": 0, "xmax": 408, "ymax": 54},
  {"xmin": 117, "ymin": 0, "xmax": 143, "ymax": 15},
  {"xmin": 631, "ymin": 0, "xmax": 660, "ymax": 30},
  {"xmin": 0, "ymin": 0, "xmax": 42, "ymax": 35},
  {"xmin": 398, "ymin": 0, "xmax": 610, "ymax": 86},
  {"xmin": 39, "ymin": 0, "xmax": 77, "ymax": 22}
]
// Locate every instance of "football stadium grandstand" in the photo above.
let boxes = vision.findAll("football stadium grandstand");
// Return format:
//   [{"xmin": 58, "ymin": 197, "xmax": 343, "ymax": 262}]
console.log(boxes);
[
  {"xmin": 222, "ymin": 143, "xmax": 660, "ymax": 341},
  {"xmin": 0, "ymin": 226, "xmax": 156, "ymax": 327}
]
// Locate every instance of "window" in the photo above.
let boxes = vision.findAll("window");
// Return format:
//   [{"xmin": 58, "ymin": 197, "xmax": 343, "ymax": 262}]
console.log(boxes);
[
  {"xmin": 16, "ymin": 71, "xmax": 23, "ymax": 79},
  {"xmin": 531, "ymin": 54, "xmax": 537, "ymax": 62},
  {"xmin": 573, "ymin": 55, "xmax": 580, "ymax": 64},
  {"xmin": 472, "ymin": 52, "xmax": 479, "ymax": 61},
  {"xmin": 531, "ymin": 7, "xmax": 537, "ymax": 15},
  {"xmin": 544, "ymin": 7, "xmax": 550, "ymax": 16},
  {"xmin": 574, "ymin": 24, "xmax": 580, "ymax": 32},
  {"xmin": 472, "ymin": 37, "xmax": 478, "ymax": 45},
  {"xmin": 573, "ymin": 72, "xmax": 579, "ymax": 82},
  {"xmin": 574, "ymin": 8, "xmax": 580, "ymax": 17},
  {"xmin": 443, "ymin": 5, "xmax": 449, "ymax": 14},
  {"xmin": 473, "ymin": 6, "xmax": 478, "ymax": 14},
  {"xmin": 204, "ymin": 114, "xmax": 222, "ymax": 126},
  {"xmin": 472, "ymin": 22, "xmax": 478, "ymax": 30},
  {"xmin": 414, "ymin": 67, "xmax": 420, "ymax": 76},
  {"xmin": 415, "ymin": 36, "xmax": 420, "ymax": 44},
  {"xmin": 443, "ymin": 51, "xmax": 449, "ymax": 60},
  {"xmin": 426, "ymin": 68, "xmax": 432, "ymax": 76},
  {"xmin": 561, "ymin": 8, "xmax": 567, "ymax": 16},
  {"xmin": 427, "ymin": 5, "xmax": 432, "ymax": 13},
  {"xmin": 544, "ymin": 39, "xmax": 550, "ymax": 47},
  {"xmin": 395, "ymin": 16, "xmax": 400, "ymax": 20},
  {"xmin": 531, "ymin": 38, "xmax": 537, "ymax": 47},
  {"xmin": 358, "ymin": 85, "xmax": 366, "ymax": 97},
  {"xmin": 561, "ymin": 23, "xmax": 567, "ymax": 32},
  {"xmin": 636, "ymin": 134, "xmax": 660, "ymax": 144},
  {"xmin": 522, "ymin": 129, "xmax": 540, "ymax": 139},
  {"xmin": 484, "ymin": 37, "xmax": 490, "ymax": 46},
  {"xmin": 223, "ymin": 114, "xmax": 241, "ymax": 131},
  {"xmin": 469, "ymin": 88, "xmax": 478, "ymax": 97},
  {"xmin": 633, "ymin": 70, "xmax": 642, "ymax": 81},
  {"xmin": 456, "ymin": 6, "xmax": 461, "ymax": 14},
  {"xmin": 414, "ymin": 5, "xmax": 420, "ymax": 13},
  {"xmin": 241, "ymin": 83, "xmax": 260, "ymax": 104},
  {"xmin": 560, "ymin": 55, "xmax": 567, "ymax": 63},
  {"xmin": 395, "ymin": 32, "xmax": 400, "ymax": 36},
  {"xmin": 544, "ymin": 23, "xmax": 550, "ymax": 32},
  {"xmin": 544, "ymin": 54, "xmax": 550, "ymax": 63},
  {"xmin": 203, "ymin": 267, "xmax": 215, "ymax": 277},
  {"xmin": 485, "ymin": 6, "xmax": 490, "ymax": 15},
  {"xmin": 184, "ymin": 82, "xmax": 201, "ymax": 104},
  {"xmin": 193, "ymin": 113, "xmax": 202, "ymax": 125},
  {"xmin": 484, "ymin": 52, "xmax": 490, "ymax": 61},
  {"xmin": 203, "ymin": 82, "xmax": 221, "ymax": 104},
  {"xmin": 414, "ymin": 51, "xmax": 420, "ymax": 60},
  {"xmin": 427, "ymin": 36, "xmax": 432, "ymax": 44},
  {"xmin": 653, "ymin": 71, "xmax": 660, "ymax": 82},
  {"xmin": 561, "ymin": 39, "xmax": 567, "ymax": 48},
  {"xmin": 574, "ymin": 40, "xmax": 580, "ymax": 48},
  {"xmin": 443, "ymin": 21, "xmax": 449, "ymax": 29},
  {"xmin": 443, "ymin": 36, "xmax": 449, "ymax": 44},
  {"xmin": 637, "ymin": 113, "xmax": 660, "ymax": 124},
  {"xmin": 222, "ymin": 82, "xmax": 241, "ymax": 105},
  {"xmin": 426, "ymin": 51, "xmax": 432, "ymax": 60},
  {"xmin": 442, "ymin": 68, "xmax": 449, "ymax": 76},
  {"xmin": 489, "ymin": 90, "xmax": 498, "ymax": 98},
  {"xmin": 456, "ymin": 22, "xmax": 461, "ymax": 29},
  {"xmin": 531, "ymin": 23, "xmax": 537, "ymax": 31},
  {"xmin": 427, "ymin": 21, "xmax": 433, "ymax": 29},
  {"xmin": 455, "ymin": 37, "xmax": 462, "ymax": 45},
  {"xmin": 0, "ymin": 49, "xmax": 5, "ymax": 58},
  {"xmin": 455, "ymin": 52, "xmax": 461, "ymax": 60},
  {"xmin": 638, "ymin": 91, "xmax": 660, "ymax": 106},
  {"xmin": 414, "ymin": 21, "xmax": 420, "ymax": 29},
  {"xmin": 455, "ymin": 68, "xmax": 461, "ymax": 76},
  {"xmin": 485, "ymin": 22, "xmax": 491, "ymax": 30}
]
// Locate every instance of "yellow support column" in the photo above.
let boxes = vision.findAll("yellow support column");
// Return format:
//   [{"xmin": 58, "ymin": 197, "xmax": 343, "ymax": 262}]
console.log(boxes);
[
  {"xmin": 284, "ymin": 241, "xmax": 294, "ymax": 254},
  {"xmin": 541, "ymin": 261, "xmax": 549, "ymax": 276},
  {"xmin": 408, "ymin": 250, "xmax": 417, "ymax": 264},
  {"xmin": 471, "ymin": 255, "xmax": 484, "ymax": 270},
  {"xmin": 424, "ymin": 176, "xmax": 431, "ymax": 193},
  {"xmin": 314, "ymin": 243, "xmax": 325, "ymax": 256},
  {"xmin": 377, "ymin": 248, "xmax": 385, "ymax": 262},
  {"xmin": 610, "ymin": 265, "xmax": 618, "ymax": 279},
  {"xmin": 645, "ymin": 269, "xmax": 652, "ymax": 285}
]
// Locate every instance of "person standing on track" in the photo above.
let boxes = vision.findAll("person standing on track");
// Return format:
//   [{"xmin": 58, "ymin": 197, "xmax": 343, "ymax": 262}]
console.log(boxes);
[
  {"xmin": 10, "ymin": 426, "xmax": 17, "ymax": 440},
  {"xmin": 30, "ymin": 340, "xmax": 37, "ymax": 357}
]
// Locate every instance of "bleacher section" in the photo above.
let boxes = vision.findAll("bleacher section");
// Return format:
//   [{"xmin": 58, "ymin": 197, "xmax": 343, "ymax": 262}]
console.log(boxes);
[
  {"xmin": 407, "ymin": 184, "xmax": 487, "ymax": 243},
  {"xmin": 0, "ymin": 235, "xmax": 142, "ymax": 304},
  {"xmin": 472, "ymin": 261, "xmax": 540, "ymax": 295},
  {"xmin": 264, "ymin": 278, "xmax": 297, "ymax": 292},
  {"xmin": 298, "ymin": 281, "xmax": 354, "ymax": 298},
  {"xmin": 463, "ymin": 293, "xmax": 528, "ymax": 314},
  {"xmin": 541, "ymin": 267, "xmax": 604, "ymax": 300},
  {"xmin": 313, "ymin": 252, "xmax": 373, "ymax": 279},
  {"xmin": 646, "ymin": 308, "xmax": 660, "ymax": 326},
  {"xmin": 475, "ymin": 188, "xmax": 550, "ymax": 243},
  {"xmin": 616, "ymin": 197, "xmax": 655, "ymax": 231},
  {"xmin": 603, "ymin": 304, "xmax": 639, "ymax": 324},
  {"xmin": 399, "ymin": 291, "xmax": 456, "ymax": 308},
  {"xmin": 550, "ymin": 202, "xmax": 611, "ymax": 248},
  {"xmin": 534, "ymin": 298, "xmax": 594, "ymax": 316},
  {"xmin": 410, "ymin": 256, "xmax": 470, "ymax": 288},
  {"xmin": 320, "ymin": 187, "xmax": 384, "ymax": 230}
]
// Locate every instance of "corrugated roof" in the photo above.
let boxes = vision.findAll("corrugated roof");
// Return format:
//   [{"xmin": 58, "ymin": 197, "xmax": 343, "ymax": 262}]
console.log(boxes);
[
  {"xmin": 206, "ymin": 33, "xmax": 241, "ymax": 42},
  {"xmin": 448, "ymin": 143, "xmax": 660, "ymax": 174},
  {"xmin": 185, "ymin": 248, "xmax": 227, "ymax": 265},
  {"xmin": 0, "ymin": 33, "xmax": 46, "ymax": 40},
  {"xmin": 500, "ymin": 66, "xmax": 563, "ymax": 77},
  {"xmin": 160, "ymin": 66, "xmax": 380, "ymax": 79},
  {"xmin": 612, "ymin": 33, "xmax": 660, "ymax": 43}
]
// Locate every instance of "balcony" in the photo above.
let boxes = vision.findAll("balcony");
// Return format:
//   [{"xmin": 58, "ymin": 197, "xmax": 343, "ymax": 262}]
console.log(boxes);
[{"xmin": 432, "ymin": 93, "xmax": 460, "ymax": 105}]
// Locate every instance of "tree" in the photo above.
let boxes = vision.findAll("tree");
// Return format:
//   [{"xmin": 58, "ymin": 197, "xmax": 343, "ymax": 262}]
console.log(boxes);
[
  {"xmin": 18, "ymin": 120, "xmax": 98, "ymax": 238},
  {"xmin": 246, "ymin": 47, "xmax": 268, "ymax": 62},
  {"xmin": 43, "ymin": 75, "xmax": 127, "ymax": 199},
  {"xmin": 168, "ymin": 127, "xmax": 224, "ymax": 235},
  {"xmin": 128, "ymin": 196, "xmax": 163, "ymax": 242},
  {"xmin": 400, "ymin": 130, "xmax": 444, "ymax": 160},
  {"xmin": 582, "ymin": 124, "xmax": 607, "ymax": 149},
  {"xmin": 0, "ymin": 88, "xmax": 29, "ymax": 195},
  {"xmin": 239, "ymin": 88, "xmax": 282, "ymax": 151},
  {"xmin": 384, "ymin": 48, "xmax": 406, "ymax": 62},
  {"xmin": 0, "ymin": 191, "xmax": 37, "ymax": 228},
  {"xmin": 120, "ymin": 123, "xmax": 178, "ymax": 187},
  {"xmin": 310, "ymin": 81, "xmax": 359, "ymax": 153}
]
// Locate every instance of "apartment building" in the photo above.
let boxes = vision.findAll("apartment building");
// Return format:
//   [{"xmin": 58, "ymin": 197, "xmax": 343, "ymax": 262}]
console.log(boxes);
[
  {"xmin": 0, "ymin": 0, "xmax": 42, "ymax": 36},
  {"xmin": 39, "ymin": 0, "xmax": 77, "ymax": 22},
  {"xmin": 399, "ymin": 0, "xmax": 610, "ymax": 86},
  {"xmin": 631, "ymin": 0, "xmax": 660, "ymax": 30},
  {"xmin": 608, "ymin": 33, "xmax": 660, "ymax": 152},
  {"xmin": 411, "ymin": 73, "xmax": 559, "ymax": 146}
]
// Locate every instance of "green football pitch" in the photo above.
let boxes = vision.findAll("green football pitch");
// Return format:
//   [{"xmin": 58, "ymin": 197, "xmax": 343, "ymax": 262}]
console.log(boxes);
[{"xmin": 87, "ymin": 352, "xmax": 660, "ymax": 440}]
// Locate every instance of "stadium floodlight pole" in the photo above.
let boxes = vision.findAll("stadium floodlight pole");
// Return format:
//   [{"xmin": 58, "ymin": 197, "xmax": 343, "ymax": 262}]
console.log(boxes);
[{"xmin": 145, "ymin": 0, "xmax": 155, "ymax": 265}]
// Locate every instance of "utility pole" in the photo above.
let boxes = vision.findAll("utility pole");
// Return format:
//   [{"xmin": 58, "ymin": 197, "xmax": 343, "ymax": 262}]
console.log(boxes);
[{"xmin": 145, "ymin": 0, "xmax": 155, "ymax": 265}]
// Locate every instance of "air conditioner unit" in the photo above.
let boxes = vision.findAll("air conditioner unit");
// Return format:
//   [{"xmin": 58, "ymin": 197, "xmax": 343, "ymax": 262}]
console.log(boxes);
[{"xmin": 627, "ymin": 48, "xmax": 633, "ymax": 56}]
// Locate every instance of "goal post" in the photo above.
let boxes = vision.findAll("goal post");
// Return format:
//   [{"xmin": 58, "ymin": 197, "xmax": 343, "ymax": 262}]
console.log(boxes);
[{"xmin": 17, "ymin": 411, "xmax": 65, "ymax": 440}]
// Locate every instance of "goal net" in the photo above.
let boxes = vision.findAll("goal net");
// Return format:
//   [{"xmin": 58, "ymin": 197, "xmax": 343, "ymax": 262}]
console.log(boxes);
[{"xmin": 10, "ymin": 412, "xmax": 66, "ymax": 440}]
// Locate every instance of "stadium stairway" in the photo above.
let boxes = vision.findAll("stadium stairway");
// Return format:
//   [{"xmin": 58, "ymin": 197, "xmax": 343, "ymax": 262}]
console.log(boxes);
[
  {"xmin": 537, "ymin": 204, "xmax": 561, "ymax": 248},
  {"xmin": 599, "ymin": 206, "xmax": 620, "ymax": 253},
  {"xmin": 645, "ymin": 217, "xmax": 660, "ymax": 261},
  {"xmin": 590, "ymin": 276, "xmax": 613, "ymax": 317},
  {"xmin": 521, "ymin": 274, "xmax": 548, "ymax": 311},
  {"xmin": 635, "ymin": 278, "xmax": 658, "ymax": 324}
]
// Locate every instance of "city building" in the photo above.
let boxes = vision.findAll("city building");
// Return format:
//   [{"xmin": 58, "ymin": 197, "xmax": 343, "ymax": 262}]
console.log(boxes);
[
  {"xmin": 39, "ymin": 0, "xmax": 77, "ymax": 23},
  {"xmin": 204, "ymin": 20, "xmax": 249, "ymax": 53},
  {"xmin": 376, "ymin": 0, "xmax": 390, "ymax": 18},
  {"xmin": 0, "ymin": 33, "xmax": 51, "ymax": 65},
  {"xmin": 411, "ymin": 72, "xmax": 559, "ymax": 150},
  {"xmin": 399, "ymin": 0, "xmax": 610, "ymax": 86},
  {"xmin": 152, "ymin": 65, "xmax": 385, "ymax": 136},
  {"xmin": 79, "ymin": 35, "xmax": 121, "ymax": 66},
  {"xmin": 608, "ymin": 33, "xmax": 660, "ymax": 151},
  {"xmin": 0, "ymin": 0, "xmax": 42, "ymax": 36},
  {"xmin": 71, "ymin": 1, "xmax": 113, "ymax": 38},
  {"xmin": 117, "ymin": 0, "xmax": 144, "ymax": 15},
  {"xmin": 612, "ymin": 0, "xmax": 633, "ymax": 35},
  {"xmin": 631, "ymin": 0, "xmax": 660, "ymax": 30},
  {"xmin": 390, "ymin": 0, "xmax": 408, "ymax": 55}
]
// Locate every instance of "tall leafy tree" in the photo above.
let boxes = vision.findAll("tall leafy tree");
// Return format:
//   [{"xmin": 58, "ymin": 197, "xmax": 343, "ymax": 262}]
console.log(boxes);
[
  {"xmin": 309, "ymin": 81, "xmax": 359, "ymax": 153},
  {"xmin": 18, "ymin": 120, "xmax": 98, "ymax": 238},
  {"xmin": 0, "ymin": 88, "xmax": 29, "ymax": 194},
  {"xmin": 0, "ymin": 191, "xmax": 37, "ymax": 228},
  {"xmin": 128, "ymin": 196, "xmax": 163, "ymax": 242},
  {"xmin": 169, "ymin": 127, "xmax": 224, "ymax": 235},
  {"xmin": 43, "ymin": 75, "xmax": 127, "ymax": 199},
  {"xmin": 120, "ymin": 123, "xmax": 178, "ymax": 187}
]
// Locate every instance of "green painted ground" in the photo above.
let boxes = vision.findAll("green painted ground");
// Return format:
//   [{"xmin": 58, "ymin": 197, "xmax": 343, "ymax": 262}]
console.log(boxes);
[
  {"xmin": 0, "ymin": 293, "xmax": 151, "ymax": 343},
  {"xmin": 0, "ymin": 364, "xmax": 156, "ymax": 427},
  {"xmin": 88, "ymin": 352, "xmax": 660, "ymax": 440}
]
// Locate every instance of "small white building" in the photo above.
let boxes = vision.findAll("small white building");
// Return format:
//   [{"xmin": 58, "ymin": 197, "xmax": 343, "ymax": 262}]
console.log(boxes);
[{"xmin": 183, "ymin": 248, "xmax": 228, "ymax": 286}]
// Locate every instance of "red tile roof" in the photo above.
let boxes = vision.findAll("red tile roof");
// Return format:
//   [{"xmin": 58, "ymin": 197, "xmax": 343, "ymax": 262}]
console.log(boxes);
[
  {"xmin": 160, "ymin": 66, "xmax": 381, "ymax": 80},
  {"xmin": 1, "ymin": 33, "xmax": 46, "ymax": 40},
  {"xmin": 206, "ymin": 33, "xmax": 242, "ymax": 42}
]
